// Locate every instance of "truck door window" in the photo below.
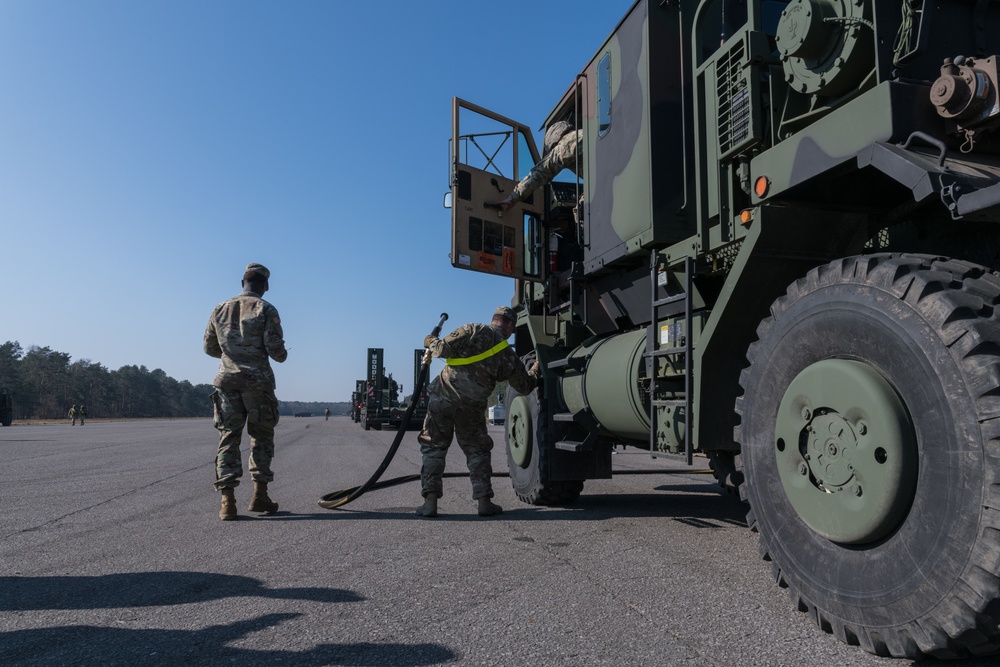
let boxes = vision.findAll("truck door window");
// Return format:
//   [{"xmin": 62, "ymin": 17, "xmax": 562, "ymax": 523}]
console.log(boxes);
[
  {"xmin": 524, "ymin": 213, "xmax": 541, "ymax": 277},
  {"xmin": 598, "ymin": 52, "xmax": 612, "ymax": 137}
]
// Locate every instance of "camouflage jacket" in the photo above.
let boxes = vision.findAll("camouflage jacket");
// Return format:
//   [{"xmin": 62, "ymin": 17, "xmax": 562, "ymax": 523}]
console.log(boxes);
[
  {"xmin": 509, "ymin": 129, "xmax": 582, "ymax": 204},
  {"xmin": 426, "ymin": 323, "xmax": 537, "ymax": 409},
  {"xmin": 204, "ymin": 290, "xmax": 287, "ymax": 390}
]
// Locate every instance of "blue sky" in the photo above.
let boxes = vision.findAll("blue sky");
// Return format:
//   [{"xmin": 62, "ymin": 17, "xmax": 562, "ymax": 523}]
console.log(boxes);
[{"xmin": 1, "ymin": 0, "xmax": 634, "ymax": 402}]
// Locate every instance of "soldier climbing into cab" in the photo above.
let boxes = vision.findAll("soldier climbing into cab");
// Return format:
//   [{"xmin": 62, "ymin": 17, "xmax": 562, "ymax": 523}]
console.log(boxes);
[
  {"xmin": 416, "ymin": 306, "xmax": 539, "ymax": 518},
  {"xmin": 494, "ymin": 120, "xmax": 581, "ymax": 215}
]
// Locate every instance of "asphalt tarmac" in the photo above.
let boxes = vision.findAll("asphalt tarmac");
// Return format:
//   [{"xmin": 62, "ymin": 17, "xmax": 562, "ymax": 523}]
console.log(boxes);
[{"xmin": 0, "ymin": 417, "xmax": 994, "ymax": 666}]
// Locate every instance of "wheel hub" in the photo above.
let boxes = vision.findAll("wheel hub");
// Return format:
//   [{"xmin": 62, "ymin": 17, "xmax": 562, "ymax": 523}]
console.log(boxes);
[
  {"xmin": 775, "ymin": 359, "xmax": 918, "ymax": 544},
  {"xmin": 507, "ymin": 395, "xmax": 533, "ymax": 468}
]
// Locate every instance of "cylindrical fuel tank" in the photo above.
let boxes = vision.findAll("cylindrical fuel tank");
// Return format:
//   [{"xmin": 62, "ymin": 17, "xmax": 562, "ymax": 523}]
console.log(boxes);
[{"xmin": 559, "ymin": 329, "xmax": 649, "ymax": 441}]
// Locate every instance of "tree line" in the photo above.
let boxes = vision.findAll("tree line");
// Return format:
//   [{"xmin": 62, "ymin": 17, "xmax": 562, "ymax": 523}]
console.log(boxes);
[
  {"xmin": 0, "ymin": 341, "xmax": 356, "ymax": 422},
  {"xmin": 0, "ymin": 341, "xmax": 217, "ymax": 420}
]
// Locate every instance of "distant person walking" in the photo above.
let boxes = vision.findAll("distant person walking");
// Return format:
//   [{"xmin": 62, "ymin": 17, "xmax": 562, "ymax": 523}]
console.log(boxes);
[
  {"xmin": 79, "ymin": 404, "xmax": 86, "ymax": 425},
  {"xmin": 324, "ymin": 407, "xmax": 330, "ymax": 421},
  {"xmin": 204, "ymin": 263, "xmax": 288, "ymax": 521},
  {"xmin": 68, "ymin": 404, "xmax": 78, "ymax": 426}
]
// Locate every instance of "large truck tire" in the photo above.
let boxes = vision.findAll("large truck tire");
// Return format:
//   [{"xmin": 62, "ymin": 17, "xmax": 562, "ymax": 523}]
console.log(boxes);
[
  {"xmin": 505, "ymin": 356, "xmax": 583, "ymax": 505},
  {"xmin": 736, "ymin": 253, "xmax": 1000, "ymax": 658}
]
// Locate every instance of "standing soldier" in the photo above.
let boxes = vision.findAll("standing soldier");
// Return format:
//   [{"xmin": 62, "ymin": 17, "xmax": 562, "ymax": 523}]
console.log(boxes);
[
  {"xmin": 68, "ymin": 404, "xmax": 78, "ymax": 426},
  {"xmin": 324, "ymin": 407, "xmax": 330, "ymax": 421},
  {"xmin": 416, "ymin": 306, "xmax": 539, "ymax": 518},
  {"xmin": 79, "ymin": 404, "xmax": 86, "ymax": 425},
  {"xmin": 204, "ymin": 263, "xmax": 288, "ymax": 521}
]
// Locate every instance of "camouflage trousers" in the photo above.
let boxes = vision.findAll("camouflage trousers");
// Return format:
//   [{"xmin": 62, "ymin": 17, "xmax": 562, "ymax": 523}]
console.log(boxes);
[
  {"xmin": 211, "ymin": 387, "xmax": 280, "ymax": 490},
  {"xmin": 418, "ymin": 395, "xmax": 494, "ymax": 500}
]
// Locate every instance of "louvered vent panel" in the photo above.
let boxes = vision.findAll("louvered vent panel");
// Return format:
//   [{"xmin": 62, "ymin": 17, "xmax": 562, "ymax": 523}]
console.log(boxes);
[{"xmin": 716, "ymin": 38, "xmax": 753, "ymax": 157}]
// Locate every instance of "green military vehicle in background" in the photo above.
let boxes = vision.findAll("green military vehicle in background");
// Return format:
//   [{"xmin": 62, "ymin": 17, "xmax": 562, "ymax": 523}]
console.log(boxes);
[
  {"xmin": 396, "ymin": 348, "xmax": 429, "ymax": 430},
  {"xmin": 448, "ymin": 0, "xmax": 1000, "ymax": 658},
  {"xmin": 350, "ymin": 379, "xmax": 365, "ymax": 423},
  {"xmin": 358, "ymin": 348, "xmax": 402, "ymax": 431},
  {"xmin": 0, "ymin": 387, "xmax": 12, "ymax": 427}
]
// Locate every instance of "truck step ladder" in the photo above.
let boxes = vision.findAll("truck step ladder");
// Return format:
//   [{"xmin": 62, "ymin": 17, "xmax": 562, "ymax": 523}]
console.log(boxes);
[{"xmin": 645, "ymin": 254, "xmax": 695, "ymax": 465}]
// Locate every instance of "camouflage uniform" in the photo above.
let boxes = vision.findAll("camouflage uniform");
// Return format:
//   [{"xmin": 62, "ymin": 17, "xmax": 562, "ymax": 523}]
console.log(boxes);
[
  {"xmin": 204, "ymin": 264, "xmax": 287, "ymax": 491},
  {"xmin": 506, "ymin": 123, "xmax": 582, "ymax": 206},
  {"xmin": 419, "ymin": 307, "xmax": 538, "ymax": 500}
]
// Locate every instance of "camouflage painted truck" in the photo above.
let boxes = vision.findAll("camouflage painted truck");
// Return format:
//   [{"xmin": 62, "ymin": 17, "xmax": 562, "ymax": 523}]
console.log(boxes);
[{"xmin": 448, "ymin": 0, "xmax": 1000, "ymax": 658}]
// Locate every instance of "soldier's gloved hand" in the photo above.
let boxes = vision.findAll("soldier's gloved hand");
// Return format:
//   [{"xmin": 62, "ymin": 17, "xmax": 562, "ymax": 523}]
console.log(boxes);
[
  {"xmin": 530, "ymin": 358, "xmax": 540, "ymax": 375},
  {"xmin": 424, "ymin": 335, "xmax": 436, "ymax": 348}
]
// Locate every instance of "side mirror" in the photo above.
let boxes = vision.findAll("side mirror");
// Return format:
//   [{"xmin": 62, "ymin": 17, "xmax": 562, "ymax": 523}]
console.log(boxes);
[{"xmin": 443, "ymin": 192, "xmax": 453, "ymax": 209}]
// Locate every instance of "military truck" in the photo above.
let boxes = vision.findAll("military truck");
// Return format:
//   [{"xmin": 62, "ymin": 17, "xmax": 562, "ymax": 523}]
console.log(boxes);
[
  {"xmin": 402, "ymin": 348, "xmax": 429, "ymax": 429},
  {"xmin": 351, "ymin": 379, "xmax": 365, "ymax": 423},
  {"xmin": 448, "ymin": 0, "xmax": 1000, "ymax": 658},
  {"xmin": 358, "ymin": 348, "xmax": 403, "ymax": 430},
  {"xmin": 488, "ymin": 391, "xmax": 506, "ymax": 426},
  {"xmin": 0, "ymin": 387, "xmax": 12, "ymax": 427}
]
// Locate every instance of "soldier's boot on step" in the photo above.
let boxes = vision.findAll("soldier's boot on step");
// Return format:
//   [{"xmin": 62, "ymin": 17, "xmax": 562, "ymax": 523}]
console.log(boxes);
[
  {"xmin": 219, "ymin": 487, "xmax": 237, "ymax": 521},
  {"xmin": 248, "ymin": 481, "xmax": 279, "ymax": 513},
  {"xmin": 477, "ymin": 497, "xmax": 503, "ymax": 517},
  {"xmin": 415, "ymin": 493, "xmax": 438, "ymax": 517}
]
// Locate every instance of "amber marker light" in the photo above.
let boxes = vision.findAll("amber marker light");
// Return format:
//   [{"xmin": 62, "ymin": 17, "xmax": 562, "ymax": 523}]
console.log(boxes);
[
  {"xmin": 754, "ymin": 176, "xmax": 770, "ymax": 198},
  {"xmin": 740, "ymin": 209, "xmax": 754, "ymax": 225}
]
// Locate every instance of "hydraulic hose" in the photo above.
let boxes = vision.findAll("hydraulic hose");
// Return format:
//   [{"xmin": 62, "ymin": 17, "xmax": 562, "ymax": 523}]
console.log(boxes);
[{"xmin": 318, "ymin": 313, "xmax": 449, "ymax": 509}]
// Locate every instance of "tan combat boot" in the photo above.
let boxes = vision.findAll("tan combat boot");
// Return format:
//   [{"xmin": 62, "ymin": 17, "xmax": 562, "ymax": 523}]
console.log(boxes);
[
  {"xmin": 219, "ymin": 487, "xmax": 237, "ymax": 521},
  {"xmin": 477, "ymin": 497, "xmax": 503, "ymax": 517},
  {"xmin": 415, "ymin": 493, "xmax": 439, "ymax": 517},
  {"xmin": 248, "ymin": 481, "xmax": 279, "ymax": 513}
]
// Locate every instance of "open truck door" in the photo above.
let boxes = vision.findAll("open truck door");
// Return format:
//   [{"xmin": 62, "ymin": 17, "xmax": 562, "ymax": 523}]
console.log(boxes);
[{"xmin": 450, "ymin": 98, "xmax": 545, "ymax": 282}]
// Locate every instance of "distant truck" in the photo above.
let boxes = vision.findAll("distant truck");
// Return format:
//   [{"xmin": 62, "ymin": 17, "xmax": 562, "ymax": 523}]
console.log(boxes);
[
  {"xmin": 0, "ymin": 388, "xmax": 12, "ymax": 427},
  {"xmin": 395, "ymin": 348, "xmax": 429, "ymax": 430},
  {"xmin": 359, "ymin": 348, "xmax": 401, "ymax": 430},
  {"xmin": 487, "ymin": 392, "xmax": 505, "ymax": 425},
  {"xmin": 350, "ymin": 379, "xmax": 365, "ymax": 423}
]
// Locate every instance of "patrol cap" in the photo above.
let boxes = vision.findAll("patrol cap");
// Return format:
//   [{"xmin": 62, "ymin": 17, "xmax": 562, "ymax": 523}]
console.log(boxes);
[
  {"xmin": 243, "ymin": 263, "xmax": 270, "ymax": 289},
  {"xmin": 543, "ymin": 121, "xmax": 571, "ymax": 153},
  {"xmin": 494, "ymin": 306, "xmax": 516, "ymax": 322}
]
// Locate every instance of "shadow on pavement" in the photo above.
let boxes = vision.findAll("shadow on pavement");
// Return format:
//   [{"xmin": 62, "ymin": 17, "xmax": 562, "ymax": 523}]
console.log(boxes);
[
  {"xmin": 0, "ymin": 571, "xmax": 363, "ymax": 611},
  {"xmin": 289, "ymin": 487, "xmax": 748, "ymax": 526},
  {"xmin": 0, "ymin": 613, "xmax": 456, "ymax": 666}
]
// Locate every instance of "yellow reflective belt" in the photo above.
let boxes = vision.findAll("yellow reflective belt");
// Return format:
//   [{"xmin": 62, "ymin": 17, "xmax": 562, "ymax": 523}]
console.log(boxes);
[{"xmin": 445, "ymin": 340, "xmax": 509, "ymax": 366}]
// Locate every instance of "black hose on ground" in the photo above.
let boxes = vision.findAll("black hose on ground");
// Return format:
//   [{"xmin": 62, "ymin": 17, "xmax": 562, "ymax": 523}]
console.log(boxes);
[
  {"xmin": 318, "ymin": 313, "xmax": 448, "ymax": 510},
  {"xmin": 317, "ymin": 468, "xmax": 715, "ymax": 508}
]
